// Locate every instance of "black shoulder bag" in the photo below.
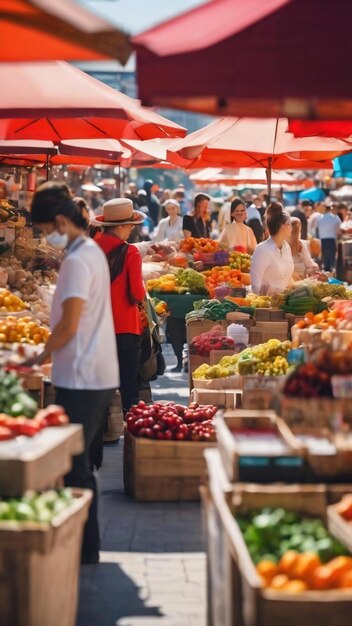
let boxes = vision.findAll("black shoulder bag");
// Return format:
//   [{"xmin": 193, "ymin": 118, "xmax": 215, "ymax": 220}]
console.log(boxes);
[{"xmin": 106, "ymin": 243, "xmax": 129, "ymax": 282}]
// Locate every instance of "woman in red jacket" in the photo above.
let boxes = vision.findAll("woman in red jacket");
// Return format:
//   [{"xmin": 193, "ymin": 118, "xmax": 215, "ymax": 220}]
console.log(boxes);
[{"xmin": 94, "ymin": 198, "xmax": 145, "ymax": 413}]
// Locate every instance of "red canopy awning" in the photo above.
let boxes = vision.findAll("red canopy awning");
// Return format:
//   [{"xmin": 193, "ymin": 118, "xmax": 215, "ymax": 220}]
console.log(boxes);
[
  {"xmin": 0, "ymin": 0, "xmax": 131, "ymax": 63},
  {"xmin": 134, "ymin": 0, "xmax": 352, "ymax": 119},
  {"xmin": 288, "ymin": 121, "xmax": 352, "ymax": 138},
  {"xmin": 0, "ymin": 61, "xmax": 186, "ymax": 141}
]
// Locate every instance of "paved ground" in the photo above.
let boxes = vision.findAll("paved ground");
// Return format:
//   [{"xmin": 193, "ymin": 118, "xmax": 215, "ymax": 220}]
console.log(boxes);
[{"xmin": 77, "ymin": 347, "xmax": 206, "ymax": 626}]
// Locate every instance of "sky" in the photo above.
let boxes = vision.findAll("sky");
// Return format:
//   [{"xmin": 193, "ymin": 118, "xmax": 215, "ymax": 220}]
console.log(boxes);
[{"xmin": 78, "ymin": 0, "xmax": 209, "ymax": 35}]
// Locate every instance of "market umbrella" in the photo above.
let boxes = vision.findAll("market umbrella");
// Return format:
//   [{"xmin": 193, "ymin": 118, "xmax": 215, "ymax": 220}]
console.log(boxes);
[
  {"xmin": 190, "ymin": 167, "xmax": 302, "ymax": 186},
  {"xmin": 167, "ymin": 117, "xmax": 351, "ymax": 197},
  {"xmin": 0, "ymin": 0, "xmax": 131, "ymax": 63},
  {"xmin": 133, "ymin": 0, "xmax": 352, "ymax": 119},
  {"xmin": 288, "ymin": 121, "xmax": 352, "ymax": 139},
  {"xmin": 0, "ymin": 61, "xmax": 187, "ymax": 141}
]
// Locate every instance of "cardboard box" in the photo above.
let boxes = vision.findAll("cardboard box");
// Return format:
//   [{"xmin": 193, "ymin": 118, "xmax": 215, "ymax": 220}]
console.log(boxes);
[
  {"xmin": 186, "ymin": 319, "xmax": 227, "ymax": 344},
  {"xmin": 191, "ymin": 388, "xmax": 242, "ymax": 409}
]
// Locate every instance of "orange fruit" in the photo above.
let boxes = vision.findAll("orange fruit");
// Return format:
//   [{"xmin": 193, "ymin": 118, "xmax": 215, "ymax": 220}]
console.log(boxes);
[
  {"xmin": 312, "ymin": 565, "xmax": 337, "ymax": 590},
  {"xmin": 291, "ymin": 552, "xmax": 321, "ymax": 586},
  {"xmin": 270, "ymin": 574, "xmax": 290, "ymax": 590},
  {"xmin": 256, "ymin": 560, "xmax": 279, "ymax": 585},
  {"xmin": 323, "ymin": 557, "xmax": 352, "ymax": 585},
  {"xmin": 281, "ymin": 579, "xmax": 308, "ymax": 593},
  {"xmin": 278, "ymin": 551, "xmax": 300, "ymax": 576},
  {"xmin": 339, "ymin": 570, "xmax": 352, "ymax": 589}
]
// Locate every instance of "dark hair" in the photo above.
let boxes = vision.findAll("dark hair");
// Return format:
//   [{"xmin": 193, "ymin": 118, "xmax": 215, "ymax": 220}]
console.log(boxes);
[
  {"xmin": 194, "ymin": 193, "xmax": 210, "ymax": 208},
  {"xmin": 266, "ymin": 202, "xmax": 290, "ymax": 236},
  {"xmin": 31, "ymin": 182, "xmax": 88, "ymax": 229},
  {"xmin": 301, "ymin": 200, "xmax": 312, "ymax": 208},
  {"xmin": 73, "ymin": 196, "xmax": 87, "ymax": 210},
  {"xmin": 230, "ymin": 198, "xmax": 245, "ymax": 222}
]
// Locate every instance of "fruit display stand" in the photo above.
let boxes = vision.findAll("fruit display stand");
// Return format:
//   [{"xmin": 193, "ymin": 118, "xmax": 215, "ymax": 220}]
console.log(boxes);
[
  {"xmin": 0, "ymin": 424, "xmax": 83, "ymax": 496},
  {"xmin": 202, "ymin": 448, "xmax": 352, "ymax": 626},
  {"xmin": 186, "ymin": 318, "xmax": 227, "ymax": 344},
  {"xmin": 123, "ymin": 430, "xmax": 217, "ymax": 501},
  {"xmin": 0, "ymin": 488, "xmax": 92, "ymax": 626},
  {"xmin": 0, "ymin": 423, "xmax": 88, "ymax": 626},
  {"xmin": 215, "ymin": 410, "xmax": 304, "ymax": 482}
]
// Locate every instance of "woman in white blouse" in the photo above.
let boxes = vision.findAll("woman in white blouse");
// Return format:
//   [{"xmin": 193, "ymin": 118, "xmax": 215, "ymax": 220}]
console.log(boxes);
[
  {"xmin": 218, "ymin": 198, "xmax": 257, "ymax": 253},
  {"xmin": 289, "ymin": 217, "xmax": 318, "ymax": 280},
  {"xmin": 152, "ymin": 199, "xmax": 183, "ymax": 243},
  {"xmin": 250, "ymin": 203, "xmax": 294, "ymax": 295}
]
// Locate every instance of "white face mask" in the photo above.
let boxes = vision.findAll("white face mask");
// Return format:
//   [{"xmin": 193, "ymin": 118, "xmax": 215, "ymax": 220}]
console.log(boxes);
[{"xmin": 45, "ymin": 230, "xmax": 68, "ymax": 250}]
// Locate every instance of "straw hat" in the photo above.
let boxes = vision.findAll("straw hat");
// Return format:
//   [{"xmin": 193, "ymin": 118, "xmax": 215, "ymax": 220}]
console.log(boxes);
[{"xmin": 94, "ymin": 198, "xmax": 145, "ymax": 227}]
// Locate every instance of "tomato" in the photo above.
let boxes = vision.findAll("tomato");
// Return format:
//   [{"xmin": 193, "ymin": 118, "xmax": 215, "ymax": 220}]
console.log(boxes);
[{"xmin": 0, "ymin": 425, "xmax": 14, "ymax": 441}]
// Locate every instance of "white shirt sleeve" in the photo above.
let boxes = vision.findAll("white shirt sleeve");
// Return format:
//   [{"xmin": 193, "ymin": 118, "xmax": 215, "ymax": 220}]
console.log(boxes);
[
  {"xmin": 151, "ymin": 218, "xmax": 168, "ymax": 242},
  {"xmin": 58, "ymin": 256, "xmax": 91, "ymax": 303},
  {"xmin": 250, "ymin": 244, "xmax": 268, "ymax": 295}
]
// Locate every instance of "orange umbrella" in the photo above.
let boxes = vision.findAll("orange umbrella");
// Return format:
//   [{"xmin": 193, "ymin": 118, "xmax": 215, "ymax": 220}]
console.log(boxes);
[
  {"xmin": 0, "ymin": 61, "xmax": 186, "ymax": 141},
  {"xmin": 168, "ymin": 117, "xmax": 351, "ymax": 196},
  {"xmin": 0, "ymin": 0, "xmax": 131, "ymax": 63}
]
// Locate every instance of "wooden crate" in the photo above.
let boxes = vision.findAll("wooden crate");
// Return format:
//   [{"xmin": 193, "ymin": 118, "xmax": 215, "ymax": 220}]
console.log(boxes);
[
  {"xmin": 327, "ymin": 498, "xmax": 352, "ymax": 552},
  {"xmin": 21, "ymin": 372, "xmax": 45, "ymax": 408},
  {"xmin": 123, "ymin": 431, "xmax": 216, "ymax": 501},
  {"xmin": 203, "ymin": 449, "xmax": 352, "ymax": 626},
  {"xmin": 279, "ymin": 396, "xmax": 352, "ymax": 428},
  {"xmin": 0, "ymin": 424, "xmax": 83, "ymax": 497},
  {"xmin": 291, "ymin": 426, "xmax": 352, "ymax": 481},
  {"xmin": 216, "ymin": 409, "xmax": 303, "ymax": 482},
  {"xmin": 103, "ymin": 390, "xmax": 124, "ymax": 443},
  {"xmin": 0, "ymin": 488, "xmax": 92, "ymax": 626}
]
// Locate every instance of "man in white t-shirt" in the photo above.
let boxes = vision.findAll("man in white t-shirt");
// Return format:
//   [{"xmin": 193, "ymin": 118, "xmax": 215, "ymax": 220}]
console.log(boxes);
[{"xmin": 29, "ymin": 183, "xmax": 119, "ymax": 565}]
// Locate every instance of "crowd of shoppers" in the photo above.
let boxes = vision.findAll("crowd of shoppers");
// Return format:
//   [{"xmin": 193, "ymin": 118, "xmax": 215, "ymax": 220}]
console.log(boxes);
[{"xmin": 29, "ymin": 176, "xmax": 352, "ymax": 566}]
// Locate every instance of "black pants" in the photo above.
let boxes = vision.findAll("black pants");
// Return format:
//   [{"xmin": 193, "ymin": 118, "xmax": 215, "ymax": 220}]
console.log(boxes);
[
  {"xmin": 116, "ymin": 333, "xmax": 142, "ymax": 414},
  {"xmin": 166, "ymin": 317, "xmax": 186, "ymax": 368},
  {"xmin": 321, "ymin": 238, "xmax": 336, "ymax": 271},
  {"xmin": 56, "ymin": 387, "xmax": 115, "ymax": 555}
]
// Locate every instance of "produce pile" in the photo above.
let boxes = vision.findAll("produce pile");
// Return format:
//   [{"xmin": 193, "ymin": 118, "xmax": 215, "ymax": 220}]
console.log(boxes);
[
  {"xmin": 0, "ymin": 316, "xmax": 50, "ymax": 345},
  {"xmin": 295, "ymin": 301, "xmax": 352, "ymax": 331},
  {"xmin": 186, "ymin": 298, "xmax": 253, "ymax": 323},
  {"xmin": 284, "ymin": 348, "xmax": 352, "ymax": 398},
  {"xmin": 0, "ymin": 404, "xmax": 69, "ymax": 442},
  {"xmin": 281, "ymin": 285, "xmax": 327, "ymax": 316},
  {"xmin": 244, "ymin": 294, "xmax": 272, "ymax": 308},
  {"xmin": 189, "ymin": 327, "xmax": 235, "ymax": 356},
  {"xmin": 179, "ymin": 238, "xmax": 220, "ymax": 254},
  {"xmin": 0, "ymin": 289, "xmax": 28, "ymax": 313},
  {"xmin": 282, "ymin": 281, "xmax": 352, "ymax": 316},
  {"xmin": 150, "ymin": 297, "xmax": 168, "ymax": 317},
  {"xmin": 202, "ymin": 266, "xmax": 244, "ymax": 298},
  {"xmin": 125, "ymin": 400, "xmax": 217, "ymax": 441},
  {"xmin": 0, "ymin": 488, "xmax": 74, "ymax": 522},
  {"xmin": 236, "ymin": 506, "xmax": 352, "ymax": 592},
  {"xmin": 229, "ymin": 251, "xmax": 251, "ymax": 272},
  {"xmin": 193, "ymin": 339, "xmax": 292, "ymax": 379},
  {"xmin": 146, "ymin": 269, "xmax": 207, "ymax": 294}
]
